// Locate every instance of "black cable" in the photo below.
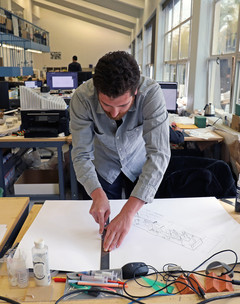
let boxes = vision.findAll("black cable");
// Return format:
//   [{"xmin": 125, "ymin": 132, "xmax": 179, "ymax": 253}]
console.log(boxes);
[
  {"xmin": 162, "ymin": 268, "xmax": 240, "ymax": 290},
  {"xmin": 162, "ymin": 264, "xmax": 205, "ymax": 297},
  {"xmin": 131, "ymin": 265, "xmax": 159, "ymax": 289},
  {"xmin": 123, "ymin": 275, "xmax": 197, "ymax": 299},
  {"xmin": 122, "ymin": 249, "xmax": 238, "ymax": 300},
  {"xmin": 185, "ymin": 271, "xmax": 204, "ymax": 298},
  {"xmin": 197, "ymin": 292, "xmax": 240, "ymax": 304},
  {"xmin": 184, "ymin": 270, "xmax": 236, "ymax": 284},
  {"xmin": 192, "ymin": 249, "xmax": 238, "ymax": 275},
  {"xmin": 112, "ymin": 250, "xmax": 239, "ymax": 301},
  {"xmin": 0, "ymin": 296, "xmax": 21, "ymax": 304},
  {"xmin": 211, "ymin": 117, "xmax": 222, "ymax": 126},
  {"xmin": 55, "ymin": 288, "xmax": 146, "ymax": 304}
]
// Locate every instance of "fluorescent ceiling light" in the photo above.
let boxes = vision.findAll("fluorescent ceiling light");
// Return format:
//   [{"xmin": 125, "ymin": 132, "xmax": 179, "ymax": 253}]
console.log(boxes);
[
  {"xmin": 26, "ymin": 49, "xmax": 42, "ymax": 54},
  {"xmin": 1, "ymin": 43, "xmax": 24, "ymax": 50}
]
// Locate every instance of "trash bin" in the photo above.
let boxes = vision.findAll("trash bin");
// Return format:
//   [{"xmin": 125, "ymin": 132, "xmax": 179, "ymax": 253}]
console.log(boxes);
[{"xmin": 0, "ymin": 187, "xmax": 3, "ymax": 197}]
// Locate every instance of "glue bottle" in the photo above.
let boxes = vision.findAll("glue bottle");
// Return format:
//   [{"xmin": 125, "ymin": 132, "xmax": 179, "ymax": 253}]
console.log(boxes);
[
  {"xmin": 32, "ymin": 239, "xmax": 51, "ymax": 286},
  {"xmin": 235, "ymin": 174, "xmax": 240, "ymax": 212}
]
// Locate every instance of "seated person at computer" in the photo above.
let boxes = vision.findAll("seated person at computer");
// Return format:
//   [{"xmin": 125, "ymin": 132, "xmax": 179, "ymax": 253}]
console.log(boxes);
[
  {"xmin": 170, "ymin": 122, "xmax": 184, "ymax": 144},
  {"xmin": 68, "ymin": 55, "xmax": 82, "ymax": 72}
]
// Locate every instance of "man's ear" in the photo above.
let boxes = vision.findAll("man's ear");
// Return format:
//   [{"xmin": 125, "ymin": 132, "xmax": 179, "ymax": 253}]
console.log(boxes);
[{"xmin": 134, "ymin": 89, "xmax": 138, "ymax": 95}]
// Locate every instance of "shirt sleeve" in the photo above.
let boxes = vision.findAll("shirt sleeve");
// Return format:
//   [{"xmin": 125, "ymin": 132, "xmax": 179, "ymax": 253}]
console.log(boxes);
[
  {"xmin": 130, "ymin": 84, "xmax": 171, "ymax": 203},
  {"xmin": 70, "ymin": 90, "xmax": 102, "ymax": 196},
  {"xmin": 169, "ymin": 127, "xmax": 184, "ymax": 144}
]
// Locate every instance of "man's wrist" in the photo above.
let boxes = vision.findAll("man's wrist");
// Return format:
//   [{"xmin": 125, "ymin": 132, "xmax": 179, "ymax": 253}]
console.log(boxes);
[
  {"xmin": 90, "ymin": 187, "xmax": 107, "ymax": 200},
  {"xmin": 121, "ymin": 196, "xmax": 145, "ymax": 217}
]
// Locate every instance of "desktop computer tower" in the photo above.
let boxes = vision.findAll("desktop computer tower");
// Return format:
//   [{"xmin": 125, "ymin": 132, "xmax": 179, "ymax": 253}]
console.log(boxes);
[{"xmin": 0, "ymin": 82, "xmax": 9, "ymax": 110}]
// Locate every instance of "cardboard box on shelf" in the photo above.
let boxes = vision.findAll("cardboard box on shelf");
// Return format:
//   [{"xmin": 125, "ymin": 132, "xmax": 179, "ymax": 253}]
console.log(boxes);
[
  {"xmin": 6, "ymin": 18, "xmax": 12, "ymax": 31},
  {"xmin": 231, "ymin": 114, "xmax": 240, "ymax": 132},
  {"xmin": 14, "ymin": 169, "xmax": 59, "ymax": 195}
]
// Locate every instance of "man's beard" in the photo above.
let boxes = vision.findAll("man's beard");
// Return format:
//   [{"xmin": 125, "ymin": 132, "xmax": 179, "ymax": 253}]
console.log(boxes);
[{"xmin": 104, "ymin": 111, "xmax": 126, "ymax": 121}]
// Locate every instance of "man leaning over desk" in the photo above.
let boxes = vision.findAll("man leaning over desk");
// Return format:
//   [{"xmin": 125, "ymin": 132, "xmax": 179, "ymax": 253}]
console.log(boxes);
[{"xmin": 70, "ymin": 51, "xmax": 170, "ymax": 252}]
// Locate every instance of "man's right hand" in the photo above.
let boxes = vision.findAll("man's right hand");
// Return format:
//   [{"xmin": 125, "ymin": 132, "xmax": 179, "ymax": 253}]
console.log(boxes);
[{"xmin": 89, "ymin": 188, "xmax": 110, "ymax": 234}]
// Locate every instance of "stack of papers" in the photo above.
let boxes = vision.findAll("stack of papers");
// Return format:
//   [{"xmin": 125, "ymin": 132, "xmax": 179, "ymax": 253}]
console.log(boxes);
[{"xmin": 186, "ymin": 127, "xmax": 216, "ymax": 139}]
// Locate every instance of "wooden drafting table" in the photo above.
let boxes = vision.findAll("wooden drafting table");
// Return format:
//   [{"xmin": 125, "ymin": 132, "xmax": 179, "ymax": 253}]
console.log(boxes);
[
  {"xmin": 0, "ymin": 198, "xmax": 239, "ymax": 304},
  {"xmin": 0, "ymin": 197, "xmax": 29, "ymax": 258}
]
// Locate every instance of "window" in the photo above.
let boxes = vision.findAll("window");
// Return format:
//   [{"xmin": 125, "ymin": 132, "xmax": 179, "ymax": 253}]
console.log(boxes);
[
  {"xmin": 212, "ymin": 0, "xmax": 238, "ymax": 55},
  {"xmin": 235, "ymin": 60, "xmax": 240, "ymax": 111},
  {"xmin": 162, "ymin": 0, "xmax": 192, "ymax": 99},
  {"xmin": 136, "ymin": 32, "xmax": 143, "ymax": 73},
  {"xmin": 145, "ymin": 23, "xmax": 153, "ymax": 78},
  {"xmin": 209, "ymin": 0, "xmax": 240, "ymax": 115},
  {"xmin": 144, "ymin": 14, "xmax": 156, "ymax": 78},
  {"xmin": 131, "ymin": 40, "xmax": 136, "ymax": 59},
  {"xmin": 208, "ymin": 57, "xmax": 232, "ymax": 112}
]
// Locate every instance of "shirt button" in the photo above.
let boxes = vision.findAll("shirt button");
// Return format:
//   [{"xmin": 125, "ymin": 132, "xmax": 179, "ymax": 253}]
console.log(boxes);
[
  {"xmin": 119, "ymin": 148, "xmax": 122, "ymax": 151},
  {"xmin": 116, "ymin": 136, "xmax": 119, "ymax": 140}
]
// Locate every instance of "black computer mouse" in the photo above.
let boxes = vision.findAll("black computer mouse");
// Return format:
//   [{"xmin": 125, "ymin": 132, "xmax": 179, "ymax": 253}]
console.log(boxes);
[{"xmin": 122, "ymin": 262, "xmax": 148, "ymax": 279}]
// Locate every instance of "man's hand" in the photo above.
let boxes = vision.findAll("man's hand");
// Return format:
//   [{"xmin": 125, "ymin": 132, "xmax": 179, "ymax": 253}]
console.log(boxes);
[
  {"xmin": 90, "ymin": 188, "xmax": 110, "ymax": 234},
  {"xmin": 103, "ymin": 197, "xmax": 145, "ymax": 252},
  {"xmin": 171, "ymin": 122, "xmax": 182, "ymax": 132}
]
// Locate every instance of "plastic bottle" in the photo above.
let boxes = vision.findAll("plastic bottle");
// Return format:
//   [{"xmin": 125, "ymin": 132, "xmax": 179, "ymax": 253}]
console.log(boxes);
[
  {"xmin": 235, "ymin": 174, "xmax": 240, "ymax": 212},
  {"xmin": 16, "ymin": 251, "xmax": 29, "ymax": 288},
  {"xmin": 32, "ymin": 239, "xmax": 51, "ymax": 286}
]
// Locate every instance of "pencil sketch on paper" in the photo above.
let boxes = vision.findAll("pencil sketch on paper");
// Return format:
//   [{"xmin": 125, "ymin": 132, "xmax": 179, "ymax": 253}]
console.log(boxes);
[{"xmin": 133, "ymin": 209, "xmax": 203, "ymax": 250}]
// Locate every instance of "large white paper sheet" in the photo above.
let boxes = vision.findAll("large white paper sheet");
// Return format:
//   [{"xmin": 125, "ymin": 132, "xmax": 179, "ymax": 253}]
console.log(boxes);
[
  {"xmin": 110, "ymin": 197, "xmax": 240, "ymax": 271},
  {"xmin": 0, "ymin": 224, "xmax": 7, "ymax": 243},
  {"xmin": 16, "ymin": 200, "xmax": 101, "ymax": 272},
  {"xmin": 16, "ymin": 197, "xmax": 240, "ymax": 273}
]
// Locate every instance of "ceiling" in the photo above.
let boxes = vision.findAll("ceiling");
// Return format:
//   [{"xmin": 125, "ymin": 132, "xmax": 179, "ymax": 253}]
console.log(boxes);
[{"xmin": 32, "ymin": 0, "xmax": 144, "ymax": 36}]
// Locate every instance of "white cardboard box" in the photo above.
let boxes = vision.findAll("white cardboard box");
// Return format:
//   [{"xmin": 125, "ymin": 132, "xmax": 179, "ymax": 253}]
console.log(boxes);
[{"xmin": 14, "ymin": 169, "xmax": 59, "ymax": 195}]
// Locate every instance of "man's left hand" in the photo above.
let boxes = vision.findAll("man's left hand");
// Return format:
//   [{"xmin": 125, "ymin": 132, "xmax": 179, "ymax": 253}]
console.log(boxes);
[{"xmin": 103, "ymin": 196, "xmax": 145, "ymax": 251}]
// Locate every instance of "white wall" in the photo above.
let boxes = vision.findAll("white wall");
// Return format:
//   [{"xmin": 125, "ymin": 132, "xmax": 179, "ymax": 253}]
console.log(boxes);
[{"xmin": 32, "ymin": 8, "xmax": 130, "ymax": 71}]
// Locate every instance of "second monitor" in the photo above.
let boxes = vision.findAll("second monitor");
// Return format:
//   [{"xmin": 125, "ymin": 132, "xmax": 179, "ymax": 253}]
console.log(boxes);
[
  {"xmin": 77, "ymin": 71, "xmax": 93, "ymax": 86},
  {"xmin": 158, "ymin": 81, "xmax": 178, "ymax": 114}
]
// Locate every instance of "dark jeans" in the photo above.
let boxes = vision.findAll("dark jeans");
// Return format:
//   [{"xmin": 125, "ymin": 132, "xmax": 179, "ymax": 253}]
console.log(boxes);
[{"xmin": 80, "ymin": 172, "xmax": 137, "ymax": 200}]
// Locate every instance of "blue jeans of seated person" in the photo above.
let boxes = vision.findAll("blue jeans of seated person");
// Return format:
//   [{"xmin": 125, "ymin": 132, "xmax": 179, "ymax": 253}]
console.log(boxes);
[{"xmin": 81, "ymin": 172, "xmax": 137, "ymax": 200}]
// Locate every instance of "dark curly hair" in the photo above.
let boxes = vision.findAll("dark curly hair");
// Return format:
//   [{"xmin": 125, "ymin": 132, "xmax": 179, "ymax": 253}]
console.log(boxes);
[{"xmin": 93, "ymin": 51, "xmax": 140, "ymax": 98}]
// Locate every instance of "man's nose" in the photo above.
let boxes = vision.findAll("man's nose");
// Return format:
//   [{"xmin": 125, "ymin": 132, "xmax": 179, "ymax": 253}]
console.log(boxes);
[{"xmin": 109, "ymin": 107, "xmax": 119, "ymax": 118}]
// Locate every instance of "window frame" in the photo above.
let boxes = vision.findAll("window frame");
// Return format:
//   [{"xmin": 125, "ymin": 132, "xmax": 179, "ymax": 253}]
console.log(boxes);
[
  {"xmin": 162, "ymin": 0, "xmax": 192, "ymax": 99},
  {"xmin": 208, "ymin": 0, "xmax": 240, "ymax": 115}
]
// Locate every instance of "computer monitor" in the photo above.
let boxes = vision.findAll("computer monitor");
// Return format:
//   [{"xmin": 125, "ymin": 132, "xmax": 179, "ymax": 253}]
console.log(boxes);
[
  {"xmin": 158, "ymin": 81, "xmax": 178, "ymax": 113},
  {"xmin": 46, "ymin": 72, "xmax": 78, "ymax": 90},
  {"xmin": 24, "ymin": 80, "xmax": 42, "ymax": 88},
  {"xmin": 78, "ymin": 71, "xmax": 93, "ymax": 86}
]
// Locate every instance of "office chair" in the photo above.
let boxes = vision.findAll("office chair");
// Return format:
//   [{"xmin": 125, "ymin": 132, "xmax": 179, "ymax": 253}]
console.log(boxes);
[{"xmin": 155, "ymin": 156, "xmax": 236, "ymax": 199}]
